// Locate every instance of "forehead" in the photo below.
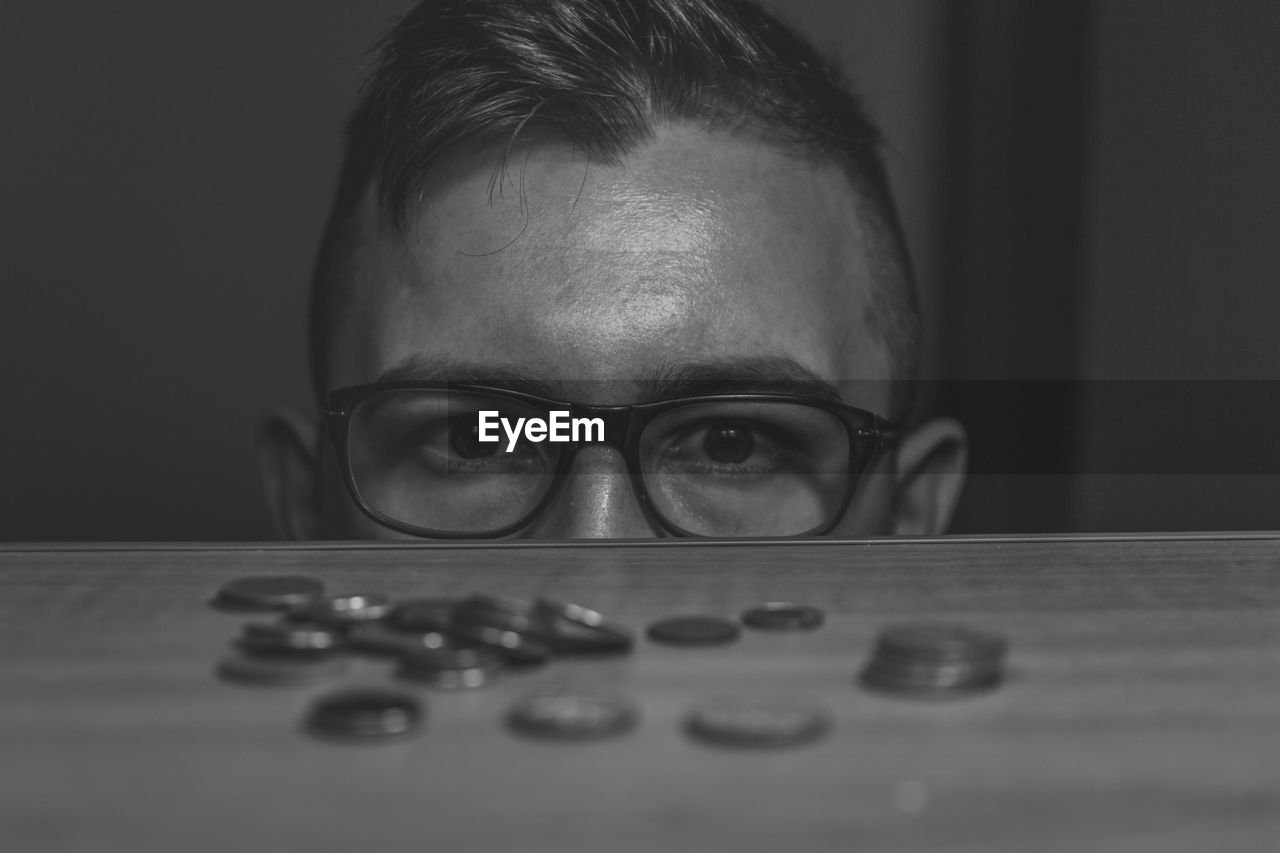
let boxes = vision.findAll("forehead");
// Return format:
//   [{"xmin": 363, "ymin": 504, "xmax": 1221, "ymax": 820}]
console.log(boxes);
[{"xmin": 334, "ymin": 126, "xmax": 891, "ymax": 402}]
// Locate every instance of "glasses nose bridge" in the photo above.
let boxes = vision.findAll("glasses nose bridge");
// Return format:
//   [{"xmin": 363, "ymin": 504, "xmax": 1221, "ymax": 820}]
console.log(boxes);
[{"xmin": 565, "ymin": 402, "xmax": 635, "ymax": 448}]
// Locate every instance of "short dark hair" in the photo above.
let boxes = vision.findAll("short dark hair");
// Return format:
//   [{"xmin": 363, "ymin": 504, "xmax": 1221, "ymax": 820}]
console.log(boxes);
[{"xmin": 311, "ymin": 0, "xmax": 919, "ymax": 415}]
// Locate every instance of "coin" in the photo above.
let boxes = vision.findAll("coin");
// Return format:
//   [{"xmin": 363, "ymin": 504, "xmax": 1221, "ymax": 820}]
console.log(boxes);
[
  {"xmin": 860, "ymin": 659, "xmax": 1003, "ymax": 694},
  {"xmin": 305, "ymin": 688, "xmax": 423, "ymax": 740},
  {"xmin": 741, "ymin": 602, "xmax": 825, "ymax": 631},
  {"xmin": 860, "ymin": 623, "xmax": 1008, "ymax": 698},
  {"xmin": 389, "ymin": 597, "xmax": 461, "ymax": 633},
  {"xmin": 506, "ymin": 690, "xmax": 639, "ymax": 740},
  {"xmin": 213, "ymin": 575, "xmax": 325, "ymax": 611},
  {"xmin": 450, "ymin": 622, "xmax": 552, "ymax": 666},
  {"xmin": 872, "ymin": 623, "xmax": 1008, "ymax": 663},
  {"xmin": 457, "ymin": 593, "xmax": 536, "ymax": 616},
  {"xmin": 534, "ymin": 598, "xmax": 635, "ymax": 655},
  {"xmin": 533, "ymin": 597, "xmax": 611, "ymax": 628},
  {"xmin": 400, "ymin": 647, "xmax": 502, "ymax": 670},
  {"xmin": 216, "ymin": 653, "xmax": 347, "ymax": 686},
  {"xmin": 685, "ymin": 699, "xmax": 832, "ymax": 748},
  {"xmin": 346, "ymin": 621, "xmax": 452, "ymax": 656},
  {"xmin": 396, "ymin": 647, "xmax": 504, "ymax": 688},
  {"xmin": 291, "ymin": 593, "xmax": 393, "ymax": 625},
  {"xmin": 239, "ymin": 621, "xmax": 344, "ymax": 656},
  {"xmin": 646, "ymin": 614, "xmax": 741, "ymax": 646},
  {"xmin": 455, "ymin": 594, "xmax": 555, "ymax": 638}
]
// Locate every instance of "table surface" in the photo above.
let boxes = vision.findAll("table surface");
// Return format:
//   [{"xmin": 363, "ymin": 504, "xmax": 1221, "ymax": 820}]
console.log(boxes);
[{"xmin": 1, "ymin": 534, "xmax": 1277, "ymax": 853}]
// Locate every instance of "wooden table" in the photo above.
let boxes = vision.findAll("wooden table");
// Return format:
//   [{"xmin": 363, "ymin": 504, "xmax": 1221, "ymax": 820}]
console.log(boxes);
[{"xmin": 1, "ymin": 534, "xmax": 1277, "ymax": 852}]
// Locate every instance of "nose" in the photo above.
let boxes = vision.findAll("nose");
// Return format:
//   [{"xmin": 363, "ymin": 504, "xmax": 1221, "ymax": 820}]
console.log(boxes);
[{"xmin": 523, "ymin": 445, "xmax": 659, "ymax": 539}]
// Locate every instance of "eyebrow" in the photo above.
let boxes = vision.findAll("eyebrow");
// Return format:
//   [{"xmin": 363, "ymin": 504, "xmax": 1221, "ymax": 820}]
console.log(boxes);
[
  {"xmin": 374, "ymin": 355, "xmax": 557, "ymax": 397},
  {"xmin": 370, "ymin": 354, "xmax": 843, "ymax": 403},
  {"xmin": 640, "ymin": 357, "xmax": 844, "ymax": 404}
]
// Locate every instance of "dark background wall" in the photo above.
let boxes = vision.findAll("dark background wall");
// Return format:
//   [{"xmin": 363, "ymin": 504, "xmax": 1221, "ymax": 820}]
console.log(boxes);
[{"xmin": 2, "ymin": 1, "xmax": 1277, "ymax": 540}]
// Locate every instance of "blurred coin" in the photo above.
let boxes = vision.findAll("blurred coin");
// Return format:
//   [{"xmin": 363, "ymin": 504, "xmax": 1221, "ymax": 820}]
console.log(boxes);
[
  {"xmin": 685, "ymin": 699, "xmax": 831, "ymax": 748},
  {"xmin": 305, "ymin": 688, "xmax": 423, "ymax": 741},
  {"xmin": 860, "ymin": 622, "xmax": 1008, "ymax": 698},
  {"xmin": 347, "ymin": 621, "xmax": 451, "ymax": 656},
  {"xmin": 455, "ymin": 594, "xmax": 554, "ymax": 639},
  {"xmin": 860, "ymin": 660, "xmax": 1003, "ymax": 695},
  {"xmin": 239, "ymin": 621, "xmax": 343, "ymax": 656},
  {"xmin": 741, "ymin": 602, "xmax": 825, "ymax": 631},
  {"xmin": 292, "ymin": 593, "xmax": 392, "ymax": 625},
  {"xmin": 389, "ymin": 597, "xmax": 460, "ymax": 633},
  {"xmin": 534, "ymin": 597, "xmax": 611, "ymax": 628},
  {"xmin": 534, "ymin": 598, "xmax": 635, "ymax": 654},
  {"xmin": 450, "ymin": 622, "xmax": 551, "ymax": 667},
  {"xmin": 213, "ymin": 575, "xmax": 324, "ymax": 611},
  {"xmin": 216, "ymin": 653, "xmax": 347, "ymax": 686},
  {"xmin": 397, "ymin": 647, "xmax": 503, "ymax": 688},
  {"xmin": 545, "ymin": 623, "xmax": 634, "ymax": 655},
  {"xmin": 458, "ymin": 593, "xmax": 535, "ymax": 615},
  {"xmin": 646, "ymin": 615, "xmax": 741, "ymax": 646},
  {"xmin": 872, "ymin": 623, "xmax": 1008, "ymax": 663},
  {"xmin": 506, "ymin": 690, "xmax": 638, "ymax": 740},
  {"xmin": 400, "ymin": 647, "xmax": 502, "ymax": 670},
  {"xmin": 398, "ymin": 666, "xmax": 495, "ymax": 689}
]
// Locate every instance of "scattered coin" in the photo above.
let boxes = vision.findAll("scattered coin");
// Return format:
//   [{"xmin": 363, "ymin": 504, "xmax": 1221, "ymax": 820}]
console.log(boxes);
[
  {"xmin": 216, "ymin": 653, "xmax": 347, "ymax": 686},
  {"xmin": 213, "ymin": 575, "xmax": 325, "ymax": 611},
  {"xmin": 535, "ymin": 598, "xmax": 635, "ymax": 654},
  {"xmin": 389, "ymin": 597, "xmax": 460, "ymax": 633},
  {"xmin": 506, "ymin": 690, "xmax": 639, "ymax": 740},
  {"xmin": 291, "ymin": 593, "xmax": 393, "ymax": 625},
  {"xmin": 741, "ymin": 602, "xmax": 825, "ymax": 631},
  {"xmin": 455, "ymin": 594, "xmax": 555, "ymax": 638},
  {"xmin": 533, "ymin": 597, "xmax": 610, "ymax": 629},
  {"xmin": 860, "ymin": 623, "xmax": 1008, "ymax": 698},
  {"xmin": 305, "ymin": 687, "xmax": 423, "ymax": 741},
  {"xmin": 646, "ymin": 614, "xmax": 741, "ymax": 646},
  {"xmin": 685, "ymin": 699, "xmax": 832, "ymax": 748},
  {"xmin": 346, "ymin": 621, "xmax": 452, "ymax": 656},
  {"xmin": 396, "ymin": 646, "xmax": 504, "ymax": 689},
  {"xmin": 239, "ymin": 621, "xmax": 344, "ymax": 656},
  {"xmin": 450, "ymin": 622, "xmax": 552, "ymax": 666}
]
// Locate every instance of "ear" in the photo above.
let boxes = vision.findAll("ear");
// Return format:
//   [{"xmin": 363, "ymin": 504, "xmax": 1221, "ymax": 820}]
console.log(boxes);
[
  {"xmin": 890, "ymin": 417, "xmax": 967, "ymax": 536},
  {"xmin": 256, "ymin": 405, "xmax": 322, "ymax": 540}
]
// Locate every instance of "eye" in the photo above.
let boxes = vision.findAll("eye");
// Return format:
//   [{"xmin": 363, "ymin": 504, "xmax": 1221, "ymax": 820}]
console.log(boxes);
[
  {"xmin": 702, "ymin": 421, "xmax": 755, "ymax": 464},
  {"xmin": 448, "ymin": 416, "xmax": 499, "ymax": 460}
]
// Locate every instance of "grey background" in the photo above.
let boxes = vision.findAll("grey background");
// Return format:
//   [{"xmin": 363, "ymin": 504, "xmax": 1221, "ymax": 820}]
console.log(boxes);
[{"xmin": 2, "ymin": 1, "xmax": 1277, "ymax": 539}]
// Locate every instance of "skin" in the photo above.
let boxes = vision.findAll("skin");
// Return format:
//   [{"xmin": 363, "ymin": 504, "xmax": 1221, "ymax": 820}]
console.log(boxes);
[{"xmin": 260, "ymin": 125, "xmax": 966, "ymax": 539}]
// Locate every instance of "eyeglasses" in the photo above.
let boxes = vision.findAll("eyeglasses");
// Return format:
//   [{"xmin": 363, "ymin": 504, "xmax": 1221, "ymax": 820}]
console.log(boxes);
[{"xmin": 323, "ymin": 382, "xmax": 899, "ymax": 538}]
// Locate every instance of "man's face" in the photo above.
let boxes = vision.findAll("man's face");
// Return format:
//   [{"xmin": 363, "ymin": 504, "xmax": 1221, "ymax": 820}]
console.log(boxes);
[{"xmin": 319, "ymin": 126, "xmax": 899, "ymax": 538}]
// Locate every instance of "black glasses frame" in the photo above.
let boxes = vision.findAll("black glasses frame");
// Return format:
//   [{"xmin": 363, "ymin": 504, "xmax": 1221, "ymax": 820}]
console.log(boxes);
[{"xmin": 323, "ymin": 381, "xmax": 901, "ymax": 539}]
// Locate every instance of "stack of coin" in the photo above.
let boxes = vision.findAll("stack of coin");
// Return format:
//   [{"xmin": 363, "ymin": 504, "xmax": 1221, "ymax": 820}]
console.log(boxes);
[
  {"xmin": 346, "ymin": 620, "xmax": 452, "ymax": 656},
  {"xmin": 859, "ymin": 623, "xmax": 1008, "ymax": 698},
  {"xmin": 533, "ymin": 597, "xmax": 634, "ymax": 654},
  {"xmin": 450, "ymin": 595, "xmax": 556, "ymax": 665},
  {"xmin": 397, "ymin": 647, "xmax": 505, "ymax": 689}
]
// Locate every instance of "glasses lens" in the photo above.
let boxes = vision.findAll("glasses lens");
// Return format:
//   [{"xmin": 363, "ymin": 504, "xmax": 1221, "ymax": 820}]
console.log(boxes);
[
  {"xmin": 639, "ymin": 401, "xmax": 855, "ymax": 536},
  {"xmin": 346, "ymin": 388, "xmax": 559, "ymax": 534}
]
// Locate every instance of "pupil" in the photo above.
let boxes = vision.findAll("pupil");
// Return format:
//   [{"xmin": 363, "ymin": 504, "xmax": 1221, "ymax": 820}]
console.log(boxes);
[
  {"xmin": 450, "ymin": 417, "xmax": 498, "ymax": 459},
  {"xmin": 704, "ymin": 422, "xmax": 754, "ymax": 464}
]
